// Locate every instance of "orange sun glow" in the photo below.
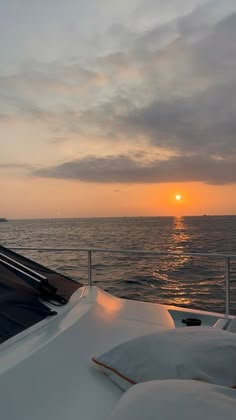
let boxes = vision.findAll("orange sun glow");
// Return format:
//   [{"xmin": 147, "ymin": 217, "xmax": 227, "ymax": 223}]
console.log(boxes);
[{"xmin": 175, "ymin": 194, "xmax": 182, "ymax": 201}]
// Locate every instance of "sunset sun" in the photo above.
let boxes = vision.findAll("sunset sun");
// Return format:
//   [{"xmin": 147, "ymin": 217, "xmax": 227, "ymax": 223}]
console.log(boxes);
[{"xmin": 175, "ymin": 194, "xmax": 182, "ymax": 201}]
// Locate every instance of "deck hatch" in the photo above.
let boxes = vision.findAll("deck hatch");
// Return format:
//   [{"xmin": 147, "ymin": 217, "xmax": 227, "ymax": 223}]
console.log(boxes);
[{"xmin": 0, "ymin": 245, "xmax": 82, "ymax": 344}]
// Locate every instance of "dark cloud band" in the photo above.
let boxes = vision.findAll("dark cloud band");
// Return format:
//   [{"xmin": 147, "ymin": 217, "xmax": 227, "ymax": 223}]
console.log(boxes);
[{"xmin": 33, "ymin": 154, "xmax": 236, "ymax": 185}]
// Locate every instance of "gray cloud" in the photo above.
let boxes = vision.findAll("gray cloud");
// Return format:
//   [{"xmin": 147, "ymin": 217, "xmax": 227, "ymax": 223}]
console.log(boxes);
[
  {"xmin": 81, "ymin": 8, "xmax": 236, "ymax": 160},
  {"xmin": 133, "ymin": 0, "xmax": 236, "ymax": 49},
  {"xmin": 33, "ymin": 154, "xmax": 236, "ymax": 185},
  {"xmin": 0, "ymin": 162, "xmax": 32, "ymax": 176},
  {"xmin": 0, "ymin": 63, "xmax": 106, "ymax": 115},
  {"xmin": 1, "ymin": 0, "xmax": 236, "ymax": 188},
  {"xmin": 0, "ymin": 163, "xmax": 31, "ymax": 169},
  {"xmin": 118, "ymin": 82, "xmax": 236, "ymax": 157},
  {"xmin": 127, "ymin": 12, "xmax": 236, "ymax": 156}
]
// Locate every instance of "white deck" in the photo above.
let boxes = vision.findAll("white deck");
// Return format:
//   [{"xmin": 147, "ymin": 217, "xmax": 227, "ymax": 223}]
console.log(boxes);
[
  {"xmin": 0, "ymin": 286, "xmax": 176, "ymax": 420},
  {"xmin": 1, "ymin": 247, "xmax": 234, "ymax": 419}
]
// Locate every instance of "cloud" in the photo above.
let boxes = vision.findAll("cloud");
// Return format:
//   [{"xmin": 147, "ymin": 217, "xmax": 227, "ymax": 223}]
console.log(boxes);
[
  {"xmin": 0, "ymin": 63, "xmax": 106, "ymax": 114},
  {"xmin": 0, "ymin": 162, "xmax": 32, "ymax": 177},
  {"xmin": 134, "ymin": 0, "xmax": 236, "ymax": 48},
  {"xmin": 123, "ymin": 11, "xmax": 236, "ymax": 156},
  {"xmin": 118, "ymin": 82, "xmax": 236, "ymax": 157},
  {"xmin": 33, "ymin": 153, "xmax": 236, "ymax": 185},
  {"xmin": 3, "ymin": 2, "xmax": 230, "ymax": 120},
  {"xmin": 1, "ymin": 0, "xmax": 236, "ymax": 184},
  {"xmin": 77, "ymin": 7, "xmax": 236, "ymax": 159},
  {"xmin": 0, "ymin": 162, "xmax": 31, "ymax": 169}
]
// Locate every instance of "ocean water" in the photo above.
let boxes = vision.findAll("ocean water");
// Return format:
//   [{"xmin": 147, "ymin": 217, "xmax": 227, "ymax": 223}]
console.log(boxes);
[{"xmin": 1, "ymin": 216, "xmax": 236, "ymax": 314}]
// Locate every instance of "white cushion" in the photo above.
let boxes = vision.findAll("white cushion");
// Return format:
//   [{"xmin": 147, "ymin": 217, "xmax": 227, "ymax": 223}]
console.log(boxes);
[
  {"xmin": 92, "ymin": 327, "xmax": 236, "ymax": 390},
  {"xmin": 108, "ymin": 380, "xmax": 236, "ymax": 420}
]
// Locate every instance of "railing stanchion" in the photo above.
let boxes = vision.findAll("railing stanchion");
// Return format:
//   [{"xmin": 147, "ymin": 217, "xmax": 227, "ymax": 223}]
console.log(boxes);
[
  {"xmin": 225, "ymin": 257, "xmax": 230, "ymax": 318},
  {"xmin": 88, "ymin": 250, "xmax": 92, "ymax": 286}
]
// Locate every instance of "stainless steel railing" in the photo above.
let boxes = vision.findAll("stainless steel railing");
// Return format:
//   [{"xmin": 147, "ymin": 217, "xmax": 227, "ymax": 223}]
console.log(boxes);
[{"xmin": 11, "ymin": 247, "xmax": 236, "ymax": 317}]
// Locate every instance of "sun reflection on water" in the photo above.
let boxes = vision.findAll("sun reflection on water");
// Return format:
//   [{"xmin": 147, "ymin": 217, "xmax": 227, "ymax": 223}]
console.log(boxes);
[
  {"xmin": 153, "ymin": 216, "xmax": 191, "ymax": 279},
  {"xmin": 152, "ymin": 216, "xmax": 194, "ymax": 307}
]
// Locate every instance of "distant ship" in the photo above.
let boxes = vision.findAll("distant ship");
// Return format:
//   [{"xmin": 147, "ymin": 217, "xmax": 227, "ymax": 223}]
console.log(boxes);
[{"xmin": 0, "ymin": 217, "xmax": 7, "ymax": 222}]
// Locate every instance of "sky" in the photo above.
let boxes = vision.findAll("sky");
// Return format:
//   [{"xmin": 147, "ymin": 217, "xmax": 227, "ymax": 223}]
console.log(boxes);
[{"xmin": 1, "ymin": 0, "xmax": 236, "ymax": 218}]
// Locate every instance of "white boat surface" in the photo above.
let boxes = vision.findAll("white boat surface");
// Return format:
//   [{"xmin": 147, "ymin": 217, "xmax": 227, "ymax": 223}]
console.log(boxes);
[{"xmin": 0, "ymin": 245, "xmax": 235, "ymax": 419}]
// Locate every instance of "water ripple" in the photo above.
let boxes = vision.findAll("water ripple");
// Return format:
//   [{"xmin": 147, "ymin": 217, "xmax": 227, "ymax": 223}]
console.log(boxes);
[{"xmin": 1, "ymin": 216, "xmax": 236, "ymax": 314}]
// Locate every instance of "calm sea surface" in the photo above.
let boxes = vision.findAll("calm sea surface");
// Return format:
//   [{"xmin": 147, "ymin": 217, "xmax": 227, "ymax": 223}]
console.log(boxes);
[{"xmin": 1, "ymin": 216, "xmax": 236, "ymax": 314}]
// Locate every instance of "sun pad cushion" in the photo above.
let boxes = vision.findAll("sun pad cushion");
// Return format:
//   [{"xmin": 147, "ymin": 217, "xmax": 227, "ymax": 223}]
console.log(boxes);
[
  {"xmin": 108, "ymin": 380, "xmax": 236, "ymax": 420},
  {"xmin": 92, "ymin": 327, "xmax": 236, "ymax": 390}
]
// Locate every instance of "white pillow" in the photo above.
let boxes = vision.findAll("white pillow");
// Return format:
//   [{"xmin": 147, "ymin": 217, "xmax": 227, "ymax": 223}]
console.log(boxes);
[
  {"xmin": 92, "ymin": 327, "xmax": 236, "ymax": 390},
  {"xmin": 108, "ymin": 380, "xmax": 236, "ymax": 420}
]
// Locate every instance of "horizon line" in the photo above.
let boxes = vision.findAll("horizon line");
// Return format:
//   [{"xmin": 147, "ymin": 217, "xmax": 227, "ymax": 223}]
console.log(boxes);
[{"xmin": 5, "ymin": 214, "xmax": 236, "ymax": 221}]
